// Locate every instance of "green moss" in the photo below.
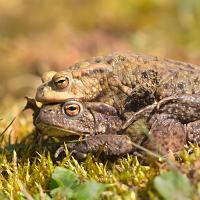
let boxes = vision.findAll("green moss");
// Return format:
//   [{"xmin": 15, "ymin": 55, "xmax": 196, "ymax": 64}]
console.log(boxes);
[{"xmin": 0, "ymin": 131, "xmax": 200, "ymax": 200}]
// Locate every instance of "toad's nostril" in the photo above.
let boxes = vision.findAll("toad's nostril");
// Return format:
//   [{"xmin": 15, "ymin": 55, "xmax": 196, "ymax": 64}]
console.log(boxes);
[
  {"xmin": 39, "ymin": 89, "xmax": 43, "ymax": 93},
  {"xmin": 37, "ymin": 86, "xmax": 44, "ymax": 92}
]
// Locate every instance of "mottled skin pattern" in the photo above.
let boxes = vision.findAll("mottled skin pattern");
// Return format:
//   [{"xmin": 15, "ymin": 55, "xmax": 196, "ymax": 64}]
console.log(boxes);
[
  {"xmin": 36, "ymin": 53, "xmax": 200, "ymax": 115},
  {"xmin": 33, "ymin": 95, "xmax": 200, "ymax": 156}
]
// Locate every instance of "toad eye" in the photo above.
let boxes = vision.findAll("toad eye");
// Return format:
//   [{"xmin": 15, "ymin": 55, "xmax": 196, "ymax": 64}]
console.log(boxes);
[
  {"xmin": 63, "ymin": 103, "xmax": 81, "ymax": 116},
  {"xmin": 52, "ymin": 73, "xmax": 69, "ymax": 89}
]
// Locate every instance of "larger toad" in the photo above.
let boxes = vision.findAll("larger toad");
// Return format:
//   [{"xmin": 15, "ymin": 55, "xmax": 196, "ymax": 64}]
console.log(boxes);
[{"xmin": 35, "ymin": 53, "xmax": 200, "ymax": 115}]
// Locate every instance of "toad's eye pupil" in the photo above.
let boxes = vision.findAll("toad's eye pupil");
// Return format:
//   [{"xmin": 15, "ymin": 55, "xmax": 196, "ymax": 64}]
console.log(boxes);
[
  {"xmin": 64, "ymin": 103, "xmax": 81, "ymax": 117},
  {"xmin": 57, "ymin": 80, "xmax": 65, "ymax": 83},
  {"xmin": 68, "ymin": 106, "xmax": 76, "ymax": 111}
]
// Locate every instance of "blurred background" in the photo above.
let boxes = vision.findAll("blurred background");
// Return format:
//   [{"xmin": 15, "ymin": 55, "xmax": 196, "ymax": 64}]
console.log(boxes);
[{"xmin": 0, "ymin": 0, "xmax": 200, "ymax": 142}]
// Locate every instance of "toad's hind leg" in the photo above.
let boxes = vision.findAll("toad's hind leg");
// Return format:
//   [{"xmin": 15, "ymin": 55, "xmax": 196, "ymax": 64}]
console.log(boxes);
[
  {"xmin": 186, "ymin": 120, "xmax": 200, "ymax": 145},
  {"xmin": 143, "ymin": 114, "xmax": 187, "ymax": 154}
]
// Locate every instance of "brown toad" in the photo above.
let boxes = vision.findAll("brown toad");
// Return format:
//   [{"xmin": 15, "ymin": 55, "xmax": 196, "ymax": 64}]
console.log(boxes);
[
  {"xmin": 35, "ymin": 53, "xmax": 200, "ymax": 118},
  {"xmin": 29, "ymin": 94, "xmax": 200, "ymax": 157}
]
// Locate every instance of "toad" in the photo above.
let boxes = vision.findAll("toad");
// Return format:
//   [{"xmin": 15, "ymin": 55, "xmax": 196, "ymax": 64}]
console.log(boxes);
[
  {"xmin": 28, "ymin": 94, "xmax": 200, "ymax": 156},
  {"xmin": 35, "ymin": 53, "xmax": 200, "ymax": 118}
]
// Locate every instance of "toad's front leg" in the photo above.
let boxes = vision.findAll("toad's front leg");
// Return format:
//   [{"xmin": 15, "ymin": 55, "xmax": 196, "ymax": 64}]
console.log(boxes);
[{"xmin": 67, "ymin": 134, "xmax": 134, "ymax": 158}]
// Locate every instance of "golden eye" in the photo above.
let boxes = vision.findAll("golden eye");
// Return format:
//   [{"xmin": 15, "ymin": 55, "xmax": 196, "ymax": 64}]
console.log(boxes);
[
  {"xmin": 64, "ymin": 103, "xmax": 80, "ymax": 116},
  {"xmin": 52, "ymin": 72, "xmax": 69, "ymax": 89}
]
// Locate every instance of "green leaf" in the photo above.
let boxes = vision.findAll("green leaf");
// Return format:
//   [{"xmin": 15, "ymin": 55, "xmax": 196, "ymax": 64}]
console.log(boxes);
[
  {"xmin": 50, "ymin": 187, "xmax": 74, "ymax": 199},
  {"xmin": 49, "ymin": 167, "xmax": 106, "ymax": 199},
  {"xmin": 34, "ymin": 193, "xmax": 52, "ymax": 200},
  {"xmin": 49, "ymin": 179, "xmax": 59, "ymax": 190},
  {"xmin": 154, "ymin": 171, "xmax": 194, "ymax": 200},
  {"xmin": 50, "ymin": 167, "xmax": 80, "ymax": 189},
  {"xmin": 74, "ymin": 181, "xmax": 106, "ymax": 200}
]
